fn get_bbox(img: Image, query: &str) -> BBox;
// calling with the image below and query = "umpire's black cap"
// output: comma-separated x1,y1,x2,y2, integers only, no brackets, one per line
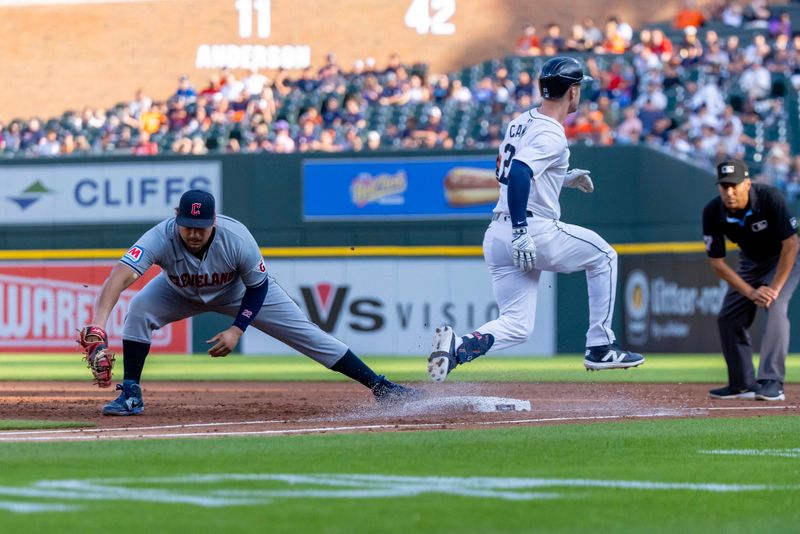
176,189,215,228
716,160,750,184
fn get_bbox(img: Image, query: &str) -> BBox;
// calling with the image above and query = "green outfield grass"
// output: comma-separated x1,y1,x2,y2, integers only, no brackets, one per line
0,353,798,383
0,416,798,533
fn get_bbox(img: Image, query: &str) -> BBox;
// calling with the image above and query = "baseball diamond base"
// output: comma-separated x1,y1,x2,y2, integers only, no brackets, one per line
402,396,532,413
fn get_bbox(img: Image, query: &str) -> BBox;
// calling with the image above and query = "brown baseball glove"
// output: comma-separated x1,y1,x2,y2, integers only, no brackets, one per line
77,325,116,388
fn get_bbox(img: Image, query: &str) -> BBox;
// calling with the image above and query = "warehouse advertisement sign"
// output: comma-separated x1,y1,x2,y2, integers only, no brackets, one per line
0,161,221,225
622,255,728,352
302,156,499,220
242,258,556,355
0,262,190,353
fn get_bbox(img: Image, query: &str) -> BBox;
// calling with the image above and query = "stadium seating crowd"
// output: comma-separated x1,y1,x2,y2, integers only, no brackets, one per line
3,1,800,197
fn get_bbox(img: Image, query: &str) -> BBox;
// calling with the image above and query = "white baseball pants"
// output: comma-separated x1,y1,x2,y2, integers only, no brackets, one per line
477,215,618,352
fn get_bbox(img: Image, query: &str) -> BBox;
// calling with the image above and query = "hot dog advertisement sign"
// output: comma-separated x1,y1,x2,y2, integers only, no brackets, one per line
302,155,499,220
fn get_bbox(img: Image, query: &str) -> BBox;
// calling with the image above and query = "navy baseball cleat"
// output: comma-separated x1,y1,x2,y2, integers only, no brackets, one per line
708,385,758,400
371,376,424,405
428,325,459,382
584,344,645,371
102,379,144,416
755,380,785,401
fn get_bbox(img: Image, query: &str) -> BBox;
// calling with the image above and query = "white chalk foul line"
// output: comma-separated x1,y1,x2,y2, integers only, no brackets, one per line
700,448,800,459
0,413,684,442
0,404,796,443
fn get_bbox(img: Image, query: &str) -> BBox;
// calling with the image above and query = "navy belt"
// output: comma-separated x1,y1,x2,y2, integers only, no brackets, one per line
492,211,533,222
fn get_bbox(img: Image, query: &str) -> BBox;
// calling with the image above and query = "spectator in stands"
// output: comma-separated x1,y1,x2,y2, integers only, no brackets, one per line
739,57,773,103
20,119,43,152
129,89,153,119
132,130,158,156
742,0,771,29
167,98,190,131
3,121,21,152
665,128,693,158
199,74,223,100
514,71,535,99
582,18,604,50
596,95,620,128
365,130,381,151
362,75,383,104
716,119,747,160
515,24,541,56
540,23,565,54
341,96,366,129
431,75,451,103
173,75,197,103
769,11,792,38
378,72,409,106
244,67,268,96
37,129,60,156
272,120,296,153
675,0,706,29
636,80,668,111
721,1,744,27
408,73,430,103
759,142,792,191
566,24,588,51
449,79,472,104
474,76,495,104
651,29,674,62
321,96,342,128
220,72,245,101
602,18,628,54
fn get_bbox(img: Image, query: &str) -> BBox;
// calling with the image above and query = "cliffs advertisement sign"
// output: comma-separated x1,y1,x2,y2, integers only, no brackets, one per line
622,255,729,352
0,262,190,353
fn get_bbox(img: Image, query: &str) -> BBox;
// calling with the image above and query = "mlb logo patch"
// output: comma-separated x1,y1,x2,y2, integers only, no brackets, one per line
721,165,735,174
125,246,144,263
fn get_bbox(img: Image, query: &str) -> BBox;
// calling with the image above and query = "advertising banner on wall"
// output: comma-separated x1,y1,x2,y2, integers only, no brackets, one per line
302,155,498,220
0,161,221,225
621,254,730,353
242,258,556,356
0,262,190,353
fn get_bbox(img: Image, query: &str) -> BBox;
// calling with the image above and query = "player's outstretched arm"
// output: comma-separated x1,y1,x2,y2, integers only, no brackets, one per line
92,263,140,327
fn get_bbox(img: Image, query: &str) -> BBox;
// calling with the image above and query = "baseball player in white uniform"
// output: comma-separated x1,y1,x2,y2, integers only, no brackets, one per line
81,189,419,415
428,57,645,381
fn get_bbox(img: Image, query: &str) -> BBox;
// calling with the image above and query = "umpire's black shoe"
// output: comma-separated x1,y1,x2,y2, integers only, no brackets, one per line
584,344,645,371
372,376,424,405
708,385,758,400
755,380,785,401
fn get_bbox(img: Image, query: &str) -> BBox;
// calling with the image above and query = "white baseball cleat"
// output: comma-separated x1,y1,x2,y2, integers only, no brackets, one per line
428,325,458,382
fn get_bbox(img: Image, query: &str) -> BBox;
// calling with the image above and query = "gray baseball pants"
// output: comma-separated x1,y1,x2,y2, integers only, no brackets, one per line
121,273,348,367
717,251,800,389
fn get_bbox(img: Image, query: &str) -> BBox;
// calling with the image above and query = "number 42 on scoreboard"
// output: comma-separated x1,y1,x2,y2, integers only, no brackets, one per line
404,0,456,35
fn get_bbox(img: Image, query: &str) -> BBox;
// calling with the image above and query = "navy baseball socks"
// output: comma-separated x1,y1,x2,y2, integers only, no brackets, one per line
331,350,424,405
427,326,494,382
101,339,149,416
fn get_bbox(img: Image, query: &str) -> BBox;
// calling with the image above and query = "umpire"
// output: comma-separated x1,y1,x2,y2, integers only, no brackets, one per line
703,160,800,401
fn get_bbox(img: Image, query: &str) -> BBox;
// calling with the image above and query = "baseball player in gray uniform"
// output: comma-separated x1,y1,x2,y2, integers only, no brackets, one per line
428,57,645,381
82,189,419,415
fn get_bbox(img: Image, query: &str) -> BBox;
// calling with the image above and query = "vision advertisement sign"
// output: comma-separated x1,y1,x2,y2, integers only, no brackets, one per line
622,255,729,352
0,161,221,225
302,156,499,220
0,262,190,353
242,258,556,356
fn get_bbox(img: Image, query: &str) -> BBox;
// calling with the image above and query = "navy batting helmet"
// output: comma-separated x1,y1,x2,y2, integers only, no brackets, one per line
538,57,593,100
